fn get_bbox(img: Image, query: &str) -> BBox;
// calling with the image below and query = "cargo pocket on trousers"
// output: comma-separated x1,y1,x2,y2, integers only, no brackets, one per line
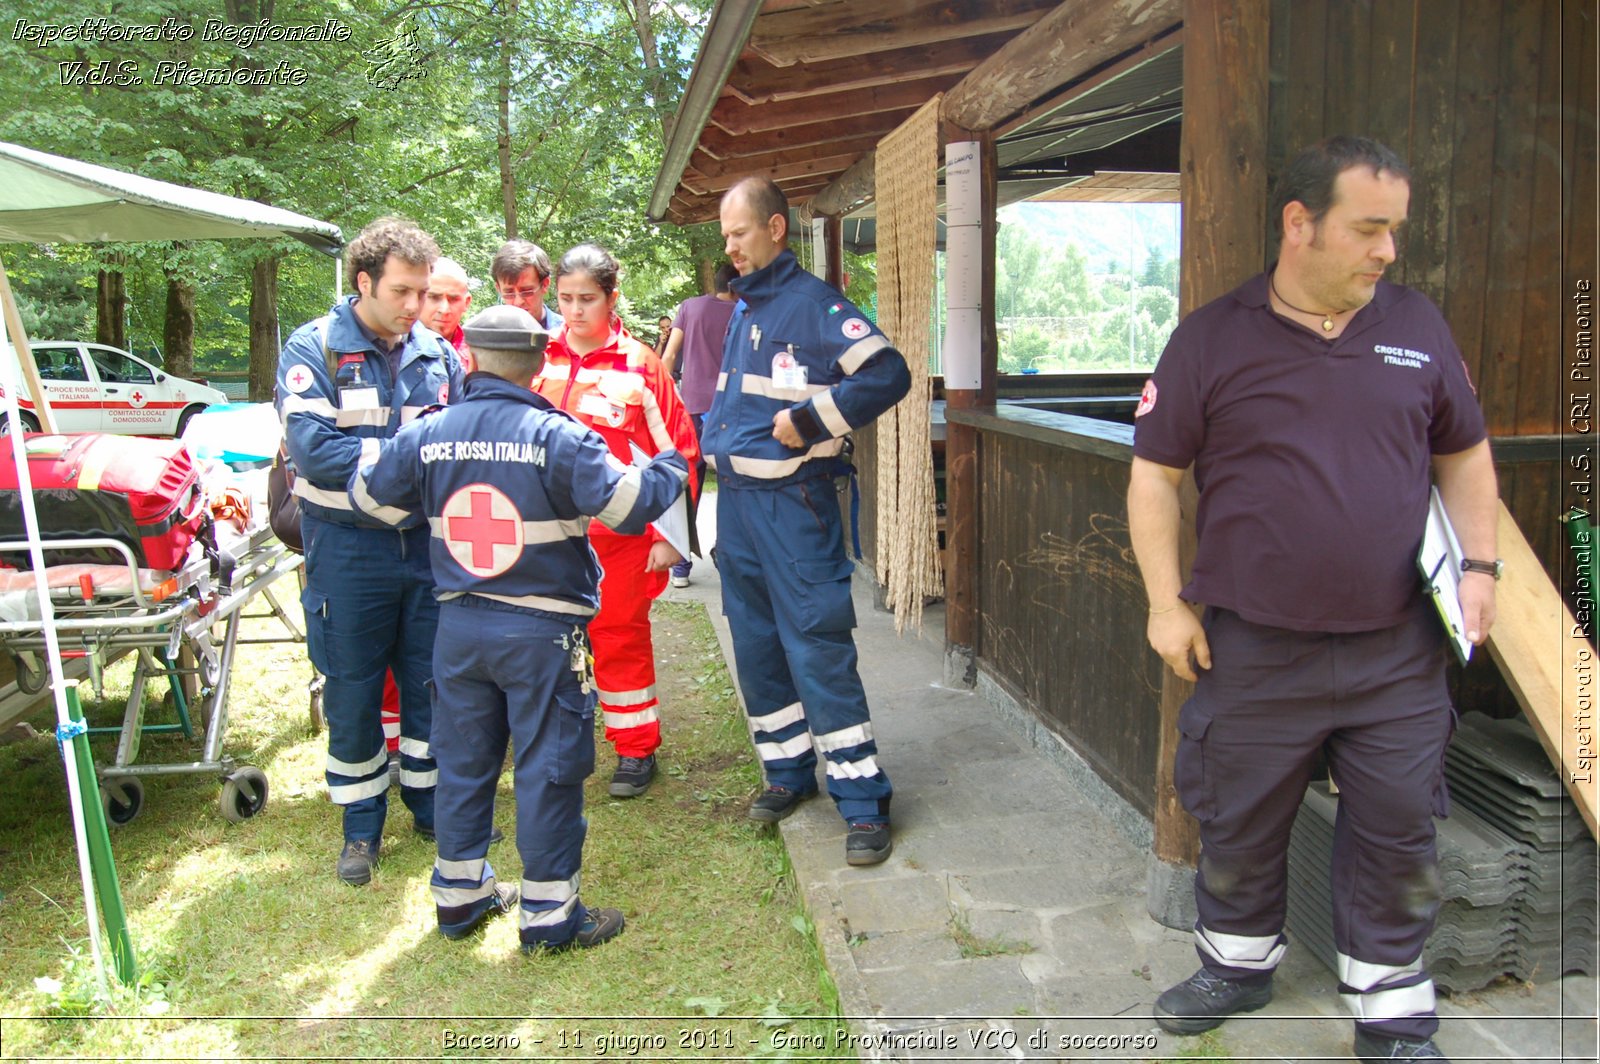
301,588,330,674
791,557,856,633
548,677,597,786
1174,700,1217,823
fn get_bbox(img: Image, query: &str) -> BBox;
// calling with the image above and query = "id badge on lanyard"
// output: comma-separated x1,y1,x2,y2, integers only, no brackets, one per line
339,358,379,410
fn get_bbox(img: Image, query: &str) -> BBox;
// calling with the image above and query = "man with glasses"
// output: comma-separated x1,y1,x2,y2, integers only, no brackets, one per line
491,240,561,333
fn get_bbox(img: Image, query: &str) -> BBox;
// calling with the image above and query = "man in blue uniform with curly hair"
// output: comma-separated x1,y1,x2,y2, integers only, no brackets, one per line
704,176,911,867
276,216,464,886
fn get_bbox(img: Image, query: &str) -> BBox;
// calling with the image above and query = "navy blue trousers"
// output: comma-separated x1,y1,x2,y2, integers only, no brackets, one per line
1177,604,1453,1040
429,601,593,947
715,476,891,825
301,514,437,842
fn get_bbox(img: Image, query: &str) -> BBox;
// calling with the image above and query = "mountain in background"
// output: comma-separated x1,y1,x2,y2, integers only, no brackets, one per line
1000,201,1181,277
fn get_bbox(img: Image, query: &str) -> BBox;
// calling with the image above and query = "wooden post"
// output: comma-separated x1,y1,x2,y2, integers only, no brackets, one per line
824,214,844,293
1148,0,1270,926
942,127,997,669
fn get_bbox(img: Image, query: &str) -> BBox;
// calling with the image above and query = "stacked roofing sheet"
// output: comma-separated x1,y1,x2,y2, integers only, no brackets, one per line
1286,713,1597,993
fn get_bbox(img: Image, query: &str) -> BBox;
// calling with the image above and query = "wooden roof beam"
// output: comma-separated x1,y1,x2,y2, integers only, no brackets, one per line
806,151,878,219
725,30,1017,106
690,135,882,180
942,0,1183,131
746,0,1055,66
683,151,864,196
709,73,961,136
698,109,919,161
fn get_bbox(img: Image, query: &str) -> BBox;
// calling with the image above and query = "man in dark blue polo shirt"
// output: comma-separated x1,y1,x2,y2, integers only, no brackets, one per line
1128,137,1500,1063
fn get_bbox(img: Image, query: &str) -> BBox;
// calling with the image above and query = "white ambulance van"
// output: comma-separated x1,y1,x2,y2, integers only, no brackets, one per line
1,341,228,436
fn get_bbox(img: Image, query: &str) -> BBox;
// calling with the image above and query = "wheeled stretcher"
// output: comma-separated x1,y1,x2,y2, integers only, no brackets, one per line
0,432,320,825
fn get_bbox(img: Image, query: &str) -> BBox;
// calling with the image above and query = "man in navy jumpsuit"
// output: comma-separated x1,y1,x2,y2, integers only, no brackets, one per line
277,217,464,885
1128,138,1499,1063
351,305,687,949
705,177,911,867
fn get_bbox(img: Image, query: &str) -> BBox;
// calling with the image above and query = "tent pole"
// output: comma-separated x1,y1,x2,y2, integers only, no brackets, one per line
0,270,130,992
0,261,56,432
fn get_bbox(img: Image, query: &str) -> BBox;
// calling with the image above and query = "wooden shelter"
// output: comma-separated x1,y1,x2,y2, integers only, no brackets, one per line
652,0,1597,911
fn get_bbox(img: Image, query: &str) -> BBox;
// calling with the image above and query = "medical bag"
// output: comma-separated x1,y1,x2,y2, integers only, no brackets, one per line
0,433,207,570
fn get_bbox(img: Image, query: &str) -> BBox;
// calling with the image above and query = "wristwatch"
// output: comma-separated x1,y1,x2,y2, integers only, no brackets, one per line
1461,557,1503,580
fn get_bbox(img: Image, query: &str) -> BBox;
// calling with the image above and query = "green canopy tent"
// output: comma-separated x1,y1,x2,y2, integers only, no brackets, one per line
0,139,340,989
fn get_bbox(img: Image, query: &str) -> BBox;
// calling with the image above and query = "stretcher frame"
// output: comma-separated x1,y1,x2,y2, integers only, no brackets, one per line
0,525,319,825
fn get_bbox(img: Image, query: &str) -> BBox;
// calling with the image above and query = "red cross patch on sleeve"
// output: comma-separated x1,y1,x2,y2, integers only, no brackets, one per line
1135,379,1158,418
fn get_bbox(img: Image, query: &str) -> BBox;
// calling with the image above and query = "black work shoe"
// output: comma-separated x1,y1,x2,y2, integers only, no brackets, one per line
1353,1029,1449,1061
523,906,626,952
336,839,380,886
747,784,817,823
1153,968,1273,1033
415,822,503,844
609,754,657,798
845,822,893,866
439,882,519,940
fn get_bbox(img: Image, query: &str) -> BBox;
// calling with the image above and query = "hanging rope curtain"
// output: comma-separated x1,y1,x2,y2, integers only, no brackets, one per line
872,95,943,632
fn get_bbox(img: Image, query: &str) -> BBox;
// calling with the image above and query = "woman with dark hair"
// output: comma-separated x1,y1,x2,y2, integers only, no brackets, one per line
530,244,701,799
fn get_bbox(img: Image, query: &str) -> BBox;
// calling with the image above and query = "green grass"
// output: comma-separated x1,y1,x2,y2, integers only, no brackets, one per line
948,911,1033,960
0,596,852,1059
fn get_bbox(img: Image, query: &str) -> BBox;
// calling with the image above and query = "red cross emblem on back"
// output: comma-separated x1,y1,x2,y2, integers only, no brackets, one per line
441,483,523,577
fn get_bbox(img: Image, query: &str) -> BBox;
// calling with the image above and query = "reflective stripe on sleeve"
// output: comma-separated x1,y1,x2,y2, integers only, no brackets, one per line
296,479,356,511
838,334,890,375
640,389,674,453
726,438,846,479
739,372,829,403
352,472,412,526
595,465,644,528
282,395,338,419
812,390,853,437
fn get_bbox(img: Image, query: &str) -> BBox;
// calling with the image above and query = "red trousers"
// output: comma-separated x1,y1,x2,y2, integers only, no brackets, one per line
381,671,400,754
590,530,667,758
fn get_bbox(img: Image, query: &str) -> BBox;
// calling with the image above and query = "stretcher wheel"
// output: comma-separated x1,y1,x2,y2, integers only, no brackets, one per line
101,776,145,826
14,653,46,695
219,766,268,822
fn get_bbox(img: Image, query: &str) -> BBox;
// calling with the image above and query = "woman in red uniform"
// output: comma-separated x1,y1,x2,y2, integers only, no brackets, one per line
532,244,700,797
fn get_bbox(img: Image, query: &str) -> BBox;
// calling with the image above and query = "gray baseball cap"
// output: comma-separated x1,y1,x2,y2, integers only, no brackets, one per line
462,304,549,355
